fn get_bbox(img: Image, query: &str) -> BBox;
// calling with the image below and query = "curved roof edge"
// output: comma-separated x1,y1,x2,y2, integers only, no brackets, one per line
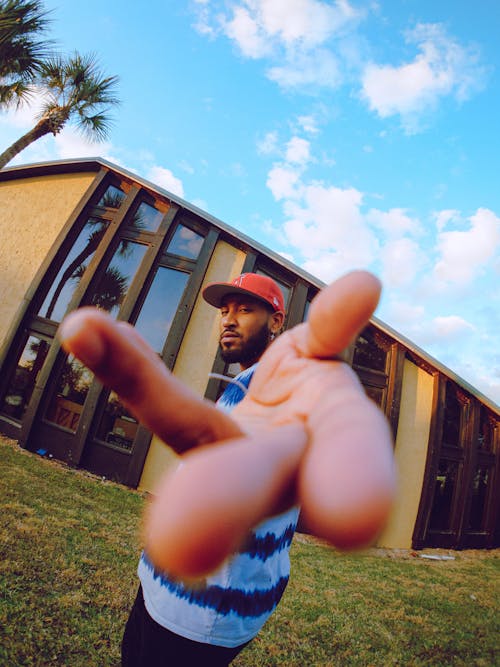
2,157,498,413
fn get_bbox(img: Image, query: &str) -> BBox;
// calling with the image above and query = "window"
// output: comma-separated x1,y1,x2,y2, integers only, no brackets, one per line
428,459,460,531
133,267,190,354
88,240,147,318
352,326,389,408
91,223,203,452
97,184,126,209
478,406,494,451
95,391,138,452
45,355,94,432
166,225,204,259
93,267,190,451
442,384,462,448
0,335,50,421
38,217,109,322
131,201,164,233
467,466,490,531
353,328,387,373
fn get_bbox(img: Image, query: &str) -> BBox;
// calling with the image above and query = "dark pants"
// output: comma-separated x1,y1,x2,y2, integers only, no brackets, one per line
121,586,249,666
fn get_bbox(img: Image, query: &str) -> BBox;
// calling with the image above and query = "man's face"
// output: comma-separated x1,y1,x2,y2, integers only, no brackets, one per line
219,295,278,369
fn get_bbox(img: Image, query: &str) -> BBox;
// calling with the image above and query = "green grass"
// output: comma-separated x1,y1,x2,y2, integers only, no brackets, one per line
1,436,499,666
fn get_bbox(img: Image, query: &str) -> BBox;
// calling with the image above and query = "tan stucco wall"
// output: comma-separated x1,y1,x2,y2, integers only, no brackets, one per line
138,240,246,493
378,359,434,548
0,173,96,344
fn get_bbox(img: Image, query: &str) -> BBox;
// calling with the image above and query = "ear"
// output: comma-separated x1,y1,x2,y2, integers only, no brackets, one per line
269,310,285,334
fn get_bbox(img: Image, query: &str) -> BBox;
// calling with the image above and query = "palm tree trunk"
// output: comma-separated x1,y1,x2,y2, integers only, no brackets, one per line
0,117,51,169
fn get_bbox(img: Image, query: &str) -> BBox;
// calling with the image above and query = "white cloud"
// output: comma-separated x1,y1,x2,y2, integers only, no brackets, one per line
296,114,320,135
226,0,358,49
367,207,421,238
147,166,185,198
257,131,279,155
434,208,460,232
432,315,475,338
302,251,362,282
191,0,216,37
224,6,272,58
381,300,426,332
285,136,311,164
282,182,377,268
434,208,500,285
266,164,302,200
213,0,361,89
361,23,486,130
54,128,110,159
0,104,38,130
379,237,424,288
267,47,342,89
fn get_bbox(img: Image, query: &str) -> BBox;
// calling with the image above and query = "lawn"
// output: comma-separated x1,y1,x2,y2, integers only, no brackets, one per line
1,436,498,666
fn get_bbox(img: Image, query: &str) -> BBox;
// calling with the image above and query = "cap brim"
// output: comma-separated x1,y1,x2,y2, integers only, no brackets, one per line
202,283,276,310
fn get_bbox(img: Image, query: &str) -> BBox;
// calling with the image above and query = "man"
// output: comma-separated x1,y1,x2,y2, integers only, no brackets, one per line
126,274,292,665
58,270,395,665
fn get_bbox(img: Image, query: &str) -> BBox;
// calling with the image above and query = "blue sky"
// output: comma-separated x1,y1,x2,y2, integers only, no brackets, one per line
1,0,499,405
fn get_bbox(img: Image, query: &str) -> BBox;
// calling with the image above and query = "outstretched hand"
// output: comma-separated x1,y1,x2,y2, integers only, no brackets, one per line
58,271,395,578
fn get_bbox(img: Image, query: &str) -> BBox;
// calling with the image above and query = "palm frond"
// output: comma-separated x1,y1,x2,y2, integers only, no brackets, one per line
0,0,53,81
77,111,114,142
0,0,51,43
0,79,33,105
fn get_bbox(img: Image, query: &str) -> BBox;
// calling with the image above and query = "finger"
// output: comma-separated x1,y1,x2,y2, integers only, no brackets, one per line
58,307,242,452
306,270,382,359
298,364,396,548
143,422,308,579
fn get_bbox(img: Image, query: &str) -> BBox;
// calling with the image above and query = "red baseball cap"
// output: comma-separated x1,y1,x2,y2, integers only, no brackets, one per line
202,273,285,313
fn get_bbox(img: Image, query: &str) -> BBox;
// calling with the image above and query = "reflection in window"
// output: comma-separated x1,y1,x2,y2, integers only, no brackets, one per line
1,336,50,420
45,355,94,432
477,407,494,451
130,201,164,233
97,184,125,209
443,384,461,447
166,225,204,259
353,328,387,372
135,267,189,353
89,241,147,318
96,391,138,452
429,459,459,531
467,466,489,531
38,217,109,322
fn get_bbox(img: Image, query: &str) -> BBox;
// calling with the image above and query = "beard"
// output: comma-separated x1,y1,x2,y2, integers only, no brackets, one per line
220,323,271,367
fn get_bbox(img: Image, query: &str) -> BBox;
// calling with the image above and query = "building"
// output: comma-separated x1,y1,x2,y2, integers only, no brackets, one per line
0,158,498,551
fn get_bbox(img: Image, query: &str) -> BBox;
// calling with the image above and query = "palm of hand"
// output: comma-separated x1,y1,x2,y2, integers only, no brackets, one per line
59,271,395,579
233,323,355,429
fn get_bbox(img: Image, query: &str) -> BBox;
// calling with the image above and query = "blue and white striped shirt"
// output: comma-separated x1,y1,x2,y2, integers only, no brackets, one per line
138,365,300,647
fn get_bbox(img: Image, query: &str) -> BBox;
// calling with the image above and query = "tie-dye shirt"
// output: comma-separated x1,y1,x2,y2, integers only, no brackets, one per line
138,365,300,648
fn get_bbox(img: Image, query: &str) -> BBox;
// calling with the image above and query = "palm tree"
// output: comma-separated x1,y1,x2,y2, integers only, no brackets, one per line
0,51,120,169
0,0,51,107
